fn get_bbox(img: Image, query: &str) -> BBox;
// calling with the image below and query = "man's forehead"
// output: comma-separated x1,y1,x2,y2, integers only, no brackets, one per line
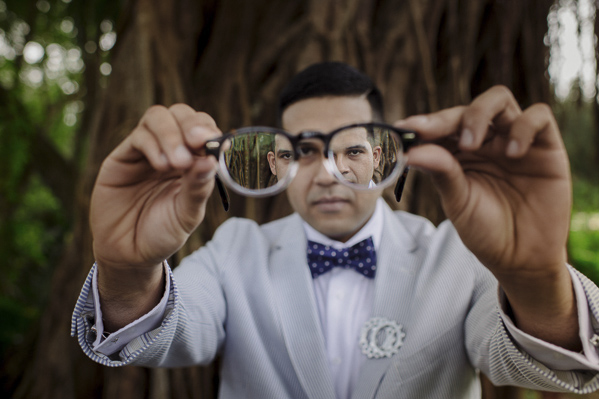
274,133,292,147
281,95,373,134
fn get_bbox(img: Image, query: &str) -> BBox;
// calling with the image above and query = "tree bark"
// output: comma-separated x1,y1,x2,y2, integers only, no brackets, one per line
7,0,565,398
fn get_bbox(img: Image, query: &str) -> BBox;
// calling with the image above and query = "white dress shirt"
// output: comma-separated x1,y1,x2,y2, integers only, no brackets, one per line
303,198,383,399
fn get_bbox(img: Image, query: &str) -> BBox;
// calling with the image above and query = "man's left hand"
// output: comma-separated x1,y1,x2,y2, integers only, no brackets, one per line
396,86,579,350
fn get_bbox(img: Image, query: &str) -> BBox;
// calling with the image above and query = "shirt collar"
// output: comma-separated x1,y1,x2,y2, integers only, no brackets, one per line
302,197,384,251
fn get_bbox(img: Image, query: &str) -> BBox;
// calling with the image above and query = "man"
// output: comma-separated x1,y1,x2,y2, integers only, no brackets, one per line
72,62,599,398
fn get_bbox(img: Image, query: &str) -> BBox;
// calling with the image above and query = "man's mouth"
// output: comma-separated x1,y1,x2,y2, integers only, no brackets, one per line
313,196,347,204
311,196,350,212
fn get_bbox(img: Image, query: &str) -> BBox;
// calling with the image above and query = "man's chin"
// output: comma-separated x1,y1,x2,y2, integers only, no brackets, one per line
307,219,362,242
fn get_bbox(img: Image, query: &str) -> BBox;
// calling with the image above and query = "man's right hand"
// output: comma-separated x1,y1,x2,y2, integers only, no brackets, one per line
92,104,220,269
90,104,220,329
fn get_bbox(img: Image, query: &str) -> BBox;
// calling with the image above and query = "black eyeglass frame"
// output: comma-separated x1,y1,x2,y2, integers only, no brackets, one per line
205,123,419,211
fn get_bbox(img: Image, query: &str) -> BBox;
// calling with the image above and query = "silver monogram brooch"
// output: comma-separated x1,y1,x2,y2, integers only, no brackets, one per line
359,317,406,359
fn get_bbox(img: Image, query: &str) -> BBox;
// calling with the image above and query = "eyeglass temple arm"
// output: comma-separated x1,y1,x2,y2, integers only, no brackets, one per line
394,166,410,202
204,140,230,212
393,129,419,203
215,174,230,212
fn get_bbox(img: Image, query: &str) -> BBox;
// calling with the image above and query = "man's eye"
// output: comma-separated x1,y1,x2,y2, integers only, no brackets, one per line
278,151,292,160
347,148,365,156
298,145,318,157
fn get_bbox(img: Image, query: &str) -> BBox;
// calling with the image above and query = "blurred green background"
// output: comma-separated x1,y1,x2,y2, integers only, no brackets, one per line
0,0,119,361
0,0,598,398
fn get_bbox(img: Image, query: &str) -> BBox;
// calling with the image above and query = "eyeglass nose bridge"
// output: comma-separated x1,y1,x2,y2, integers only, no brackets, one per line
295,130,329,140
292,130,342,183
292,130,330,157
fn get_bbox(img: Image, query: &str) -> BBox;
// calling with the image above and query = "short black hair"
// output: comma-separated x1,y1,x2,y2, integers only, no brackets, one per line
277,62,384,125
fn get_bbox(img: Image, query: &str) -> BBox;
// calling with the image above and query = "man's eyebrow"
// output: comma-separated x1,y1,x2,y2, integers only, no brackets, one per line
329,144,369,155
338,144,368,151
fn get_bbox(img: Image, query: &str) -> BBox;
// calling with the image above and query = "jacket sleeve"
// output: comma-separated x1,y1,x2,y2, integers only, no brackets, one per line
467,265,599,394
70,220,245,368
71,261,201,367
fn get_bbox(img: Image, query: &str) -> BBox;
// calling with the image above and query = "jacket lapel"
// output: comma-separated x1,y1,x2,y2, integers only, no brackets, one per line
351,204,423,399
269,214,337,399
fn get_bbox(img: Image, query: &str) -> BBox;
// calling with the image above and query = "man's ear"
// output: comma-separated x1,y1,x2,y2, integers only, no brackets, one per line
373,146,382,169
267,151,277,175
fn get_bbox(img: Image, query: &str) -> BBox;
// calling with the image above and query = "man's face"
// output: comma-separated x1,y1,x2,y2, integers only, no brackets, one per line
328,126,381,186
278,96,382,242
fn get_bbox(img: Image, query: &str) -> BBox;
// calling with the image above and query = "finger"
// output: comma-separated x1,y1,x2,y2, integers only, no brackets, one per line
394,106,467,141
406,144,469,216
127,126,170,171
168,104,222,149
141,105,193,169
175,157,218,232
505,103,563,158
107,124,171,173
460,85,522,150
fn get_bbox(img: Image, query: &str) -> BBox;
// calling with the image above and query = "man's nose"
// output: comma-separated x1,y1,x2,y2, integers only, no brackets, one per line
313,157,336,186
334,155,350,175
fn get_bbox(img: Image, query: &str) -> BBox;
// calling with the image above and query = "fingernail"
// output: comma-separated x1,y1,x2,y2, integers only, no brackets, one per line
460,129,474,147
174,145,192,164
506,140,519,157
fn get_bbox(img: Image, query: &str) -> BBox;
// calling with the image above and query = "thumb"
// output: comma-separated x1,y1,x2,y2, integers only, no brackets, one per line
407,144,469,217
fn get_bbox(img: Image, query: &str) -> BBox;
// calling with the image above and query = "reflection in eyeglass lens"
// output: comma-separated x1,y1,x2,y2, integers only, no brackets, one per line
329,126,402,188
222,131,293,191
376,127,401,182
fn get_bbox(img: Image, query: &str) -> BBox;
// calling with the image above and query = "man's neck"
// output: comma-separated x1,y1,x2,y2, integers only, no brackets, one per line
302,198,384,250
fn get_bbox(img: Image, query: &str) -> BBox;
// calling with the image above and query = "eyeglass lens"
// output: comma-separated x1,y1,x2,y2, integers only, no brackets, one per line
218,125,405,196
220,131,295,195
327,125,402,189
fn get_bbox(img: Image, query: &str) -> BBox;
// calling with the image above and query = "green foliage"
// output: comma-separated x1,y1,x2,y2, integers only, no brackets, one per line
554,98,597,181
568,229,599,283
572,176,599,212
554,97,599,285
0,296,38,353
0,176,68,358
0,0,119,359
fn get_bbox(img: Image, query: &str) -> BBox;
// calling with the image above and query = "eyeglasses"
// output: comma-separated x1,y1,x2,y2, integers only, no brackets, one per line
204,123,418,211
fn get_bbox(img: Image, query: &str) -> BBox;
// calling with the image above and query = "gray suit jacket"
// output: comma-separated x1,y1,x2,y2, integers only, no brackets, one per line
72,204,599,398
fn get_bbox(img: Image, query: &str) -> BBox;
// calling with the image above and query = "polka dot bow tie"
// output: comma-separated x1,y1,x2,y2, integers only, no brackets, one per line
307,237,377,279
